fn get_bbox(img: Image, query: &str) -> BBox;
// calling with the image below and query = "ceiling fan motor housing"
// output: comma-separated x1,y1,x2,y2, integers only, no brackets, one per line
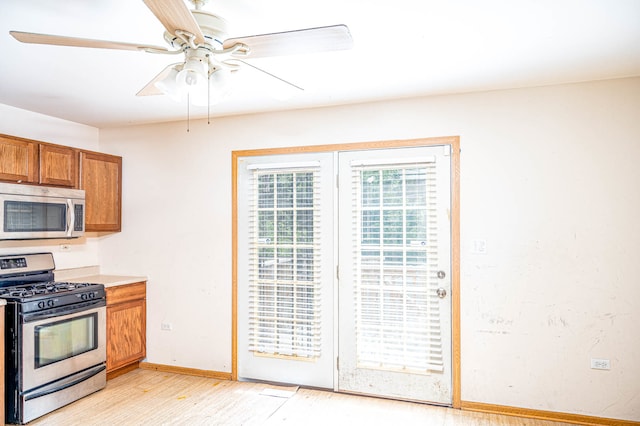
192,11,229,44
164,10,229,50
182,47,225,76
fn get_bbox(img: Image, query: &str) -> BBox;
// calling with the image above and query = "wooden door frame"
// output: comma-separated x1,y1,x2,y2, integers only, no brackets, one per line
231,136,461,408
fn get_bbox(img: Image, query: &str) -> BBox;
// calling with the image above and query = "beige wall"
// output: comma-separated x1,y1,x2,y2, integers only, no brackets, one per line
99,78,640,421
2,77,638,421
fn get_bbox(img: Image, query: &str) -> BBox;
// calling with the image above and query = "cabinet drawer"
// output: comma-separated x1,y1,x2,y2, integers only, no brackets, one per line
106,282,146,305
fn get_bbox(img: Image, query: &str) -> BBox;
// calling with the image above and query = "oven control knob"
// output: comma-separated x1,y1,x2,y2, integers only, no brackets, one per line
47,299,54,307
37,301,45,309
81,293,88,301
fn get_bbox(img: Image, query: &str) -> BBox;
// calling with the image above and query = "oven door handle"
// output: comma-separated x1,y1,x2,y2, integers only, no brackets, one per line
23,363,106,401
22,299,106,323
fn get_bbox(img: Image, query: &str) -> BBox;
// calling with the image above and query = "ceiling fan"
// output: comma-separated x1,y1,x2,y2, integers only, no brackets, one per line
9,0,353,106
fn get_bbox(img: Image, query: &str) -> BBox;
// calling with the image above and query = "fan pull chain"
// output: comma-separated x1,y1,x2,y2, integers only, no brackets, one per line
187,93,190,133
207,55,211,125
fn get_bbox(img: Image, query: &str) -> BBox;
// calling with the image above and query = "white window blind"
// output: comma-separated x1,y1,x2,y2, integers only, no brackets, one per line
350,162,444,373
247,165,322,358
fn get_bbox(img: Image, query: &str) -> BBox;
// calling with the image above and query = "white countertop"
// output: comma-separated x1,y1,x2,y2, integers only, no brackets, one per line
66,274,147,288
54,266,146,288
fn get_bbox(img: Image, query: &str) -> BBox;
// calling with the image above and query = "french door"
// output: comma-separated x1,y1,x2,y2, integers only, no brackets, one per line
236,152,335,388
337,146,452,403
236,143,454,404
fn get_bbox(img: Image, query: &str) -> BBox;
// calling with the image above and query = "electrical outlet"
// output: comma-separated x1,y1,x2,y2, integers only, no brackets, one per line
59,244,71,252
591,358,610,370
161,322,173,331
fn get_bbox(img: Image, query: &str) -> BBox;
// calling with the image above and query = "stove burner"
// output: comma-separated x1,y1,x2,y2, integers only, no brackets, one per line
0,289,36,298
0,281,102,300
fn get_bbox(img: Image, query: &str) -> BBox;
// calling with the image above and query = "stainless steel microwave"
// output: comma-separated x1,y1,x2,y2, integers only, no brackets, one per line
0,182,85,240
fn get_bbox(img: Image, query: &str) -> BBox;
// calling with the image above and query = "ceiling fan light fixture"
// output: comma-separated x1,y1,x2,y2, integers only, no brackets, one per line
154,66,184,101
209,67,231,91
189,68,233,106
176,57,208,92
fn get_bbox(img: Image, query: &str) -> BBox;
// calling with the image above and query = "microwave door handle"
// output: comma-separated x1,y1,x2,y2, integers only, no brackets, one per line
66,199,74,237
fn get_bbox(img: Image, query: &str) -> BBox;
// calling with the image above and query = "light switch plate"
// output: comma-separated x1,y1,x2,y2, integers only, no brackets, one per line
471,239,488,254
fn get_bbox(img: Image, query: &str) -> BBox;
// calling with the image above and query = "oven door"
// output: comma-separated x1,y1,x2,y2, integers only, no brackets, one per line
21,300,106,391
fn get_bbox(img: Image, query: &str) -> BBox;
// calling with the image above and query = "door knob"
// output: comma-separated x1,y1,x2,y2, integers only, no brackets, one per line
436,288,447,298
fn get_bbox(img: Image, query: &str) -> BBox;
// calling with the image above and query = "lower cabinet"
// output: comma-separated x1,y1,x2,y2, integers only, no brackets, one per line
106,282,146,379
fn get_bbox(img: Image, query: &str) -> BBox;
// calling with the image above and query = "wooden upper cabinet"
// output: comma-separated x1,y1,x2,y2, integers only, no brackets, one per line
39,144,78,187
0,135,78,187
0,134,38,183
80,151,122,232
0,134,123,234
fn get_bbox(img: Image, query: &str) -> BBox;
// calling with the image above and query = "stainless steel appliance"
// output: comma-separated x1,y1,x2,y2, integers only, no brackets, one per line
0,182,85,240
0,252,106,424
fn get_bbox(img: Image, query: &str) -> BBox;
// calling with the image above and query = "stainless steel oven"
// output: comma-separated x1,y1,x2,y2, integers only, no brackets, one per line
1,253,106,424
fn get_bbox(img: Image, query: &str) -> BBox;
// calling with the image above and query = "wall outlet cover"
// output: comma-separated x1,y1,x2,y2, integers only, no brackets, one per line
590,358,611,370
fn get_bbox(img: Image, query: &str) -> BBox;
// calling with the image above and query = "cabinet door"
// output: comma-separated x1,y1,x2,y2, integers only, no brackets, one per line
39,144,78,187
107,298,146,372
80,151,122,232
0,134,38,183
106,282,146,373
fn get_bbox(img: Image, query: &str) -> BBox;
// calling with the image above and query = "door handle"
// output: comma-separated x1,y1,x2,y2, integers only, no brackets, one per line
436,288,447,298
66,199,74,237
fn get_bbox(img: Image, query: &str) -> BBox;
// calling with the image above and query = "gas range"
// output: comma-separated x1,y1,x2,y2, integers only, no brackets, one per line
1,252,107,424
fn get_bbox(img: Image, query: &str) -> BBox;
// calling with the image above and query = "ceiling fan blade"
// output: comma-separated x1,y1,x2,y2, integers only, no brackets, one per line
9,31,168,52
143,0,206,45
223,24,353,59
230,59,303,92
136,63,182,96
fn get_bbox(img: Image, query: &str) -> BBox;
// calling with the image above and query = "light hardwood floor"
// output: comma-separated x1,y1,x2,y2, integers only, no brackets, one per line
29,369,573,426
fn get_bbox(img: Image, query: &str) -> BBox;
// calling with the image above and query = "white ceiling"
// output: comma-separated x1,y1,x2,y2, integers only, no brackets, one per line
1,0,639,128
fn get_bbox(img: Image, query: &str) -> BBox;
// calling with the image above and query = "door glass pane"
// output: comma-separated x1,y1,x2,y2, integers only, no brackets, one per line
355,166,439,373
251,170,321,358
382,169,403,206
